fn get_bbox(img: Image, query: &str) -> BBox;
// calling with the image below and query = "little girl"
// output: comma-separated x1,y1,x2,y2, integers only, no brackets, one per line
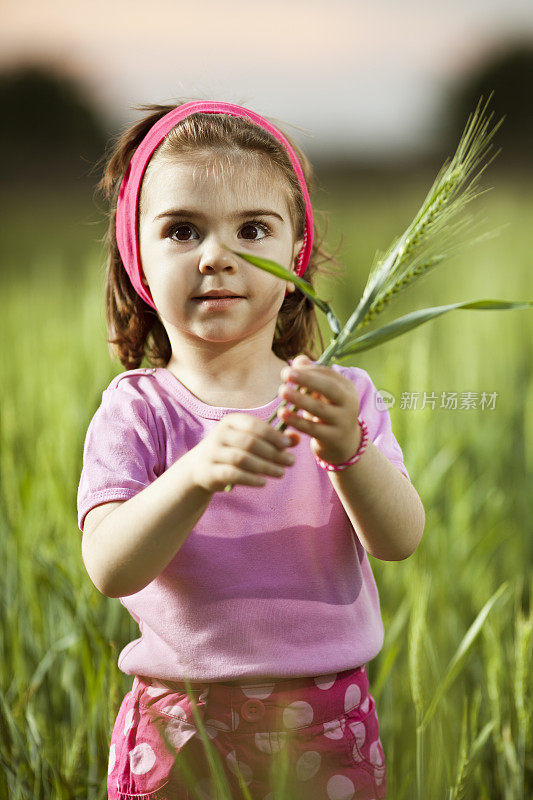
77,99,425,800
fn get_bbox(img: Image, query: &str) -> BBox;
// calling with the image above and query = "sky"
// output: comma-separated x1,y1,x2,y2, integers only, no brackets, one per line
1,0,532,159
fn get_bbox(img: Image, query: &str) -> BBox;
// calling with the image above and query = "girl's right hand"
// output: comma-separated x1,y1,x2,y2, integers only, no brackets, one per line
190,413,299,494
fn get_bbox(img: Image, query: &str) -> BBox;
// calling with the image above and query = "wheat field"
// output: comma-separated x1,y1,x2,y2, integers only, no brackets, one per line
0,172,531,799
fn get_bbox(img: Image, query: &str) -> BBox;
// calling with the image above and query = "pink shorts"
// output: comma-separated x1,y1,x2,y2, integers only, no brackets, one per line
107,665,386,800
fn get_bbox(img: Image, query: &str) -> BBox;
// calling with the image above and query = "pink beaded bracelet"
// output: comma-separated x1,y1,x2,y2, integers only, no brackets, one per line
313,417,370,472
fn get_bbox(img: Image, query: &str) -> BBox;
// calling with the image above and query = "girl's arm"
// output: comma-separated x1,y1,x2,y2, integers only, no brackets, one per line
328,440,425,561
81,448,214,597
278,357,424,561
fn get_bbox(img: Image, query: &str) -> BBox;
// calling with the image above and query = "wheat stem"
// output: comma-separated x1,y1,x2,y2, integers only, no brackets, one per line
513,583,532,799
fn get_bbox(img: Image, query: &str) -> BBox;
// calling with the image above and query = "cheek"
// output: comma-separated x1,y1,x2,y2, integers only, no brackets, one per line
256,269,288,295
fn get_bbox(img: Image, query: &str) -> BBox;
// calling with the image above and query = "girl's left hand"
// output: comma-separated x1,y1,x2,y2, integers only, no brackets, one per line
277,354,362,465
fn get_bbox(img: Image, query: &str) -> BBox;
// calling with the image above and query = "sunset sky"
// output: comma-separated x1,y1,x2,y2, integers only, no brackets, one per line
2,0,532,158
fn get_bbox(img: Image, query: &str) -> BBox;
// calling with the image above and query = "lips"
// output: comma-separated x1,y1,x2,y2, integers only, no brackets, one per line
193,294,243,299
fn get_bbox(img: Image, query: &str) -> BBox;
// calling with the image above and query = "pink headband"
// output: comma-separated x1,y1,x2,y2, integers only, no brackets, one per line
116,100,315,311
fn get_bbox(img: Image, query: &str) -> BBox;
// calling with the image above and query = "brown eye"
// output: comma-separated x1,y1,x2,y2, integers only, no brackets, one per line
240,223,269,240
170,224,198,241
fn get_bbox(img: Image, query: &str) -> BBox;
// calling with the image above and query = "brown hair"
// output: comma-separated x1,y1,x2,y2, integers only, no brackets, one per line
94,100,345,369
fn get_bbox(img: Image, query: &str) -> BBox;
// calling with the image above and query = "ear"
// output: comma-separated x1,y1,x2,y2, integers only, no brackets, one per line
286,238,305,294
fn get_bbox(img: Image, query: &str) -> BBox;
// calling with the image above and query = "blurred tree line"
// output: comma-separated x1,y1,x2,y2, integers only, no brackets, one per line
441,39,533,172
0,64,109,187
0,40,532,191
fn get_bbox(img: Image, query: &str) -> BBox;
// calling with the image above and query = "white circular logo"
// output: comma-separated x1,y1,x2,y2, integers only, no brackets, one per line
375,389,395,410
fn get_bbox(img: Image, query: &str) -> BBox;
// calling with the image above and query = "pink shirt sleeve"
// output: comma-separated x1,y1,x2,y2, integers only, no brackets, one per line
337,365,410,481
76,383,162,532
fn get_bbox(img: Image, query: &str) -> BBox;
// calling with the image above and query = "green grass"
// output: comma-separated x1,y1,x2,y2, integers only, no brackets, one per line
0,173,531,799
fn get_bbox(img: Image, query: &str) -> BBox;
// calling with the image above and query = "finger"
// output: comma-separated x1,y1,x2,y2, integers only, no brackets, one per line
227,415,293,451
232,448,289,478
276,404,330,435
276,427,301,447
224,426,296,469
278,383,338,424
222,465,268,489
283,368,344,406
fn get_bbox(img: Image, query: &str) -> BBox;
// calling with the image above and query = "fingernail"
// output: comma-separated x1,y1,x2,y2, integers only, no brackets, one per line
281,367,290,380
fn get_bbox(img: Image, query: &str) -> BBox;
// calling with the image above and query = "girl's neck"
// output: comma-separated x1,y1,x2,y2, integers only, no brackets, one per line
164,355,290,409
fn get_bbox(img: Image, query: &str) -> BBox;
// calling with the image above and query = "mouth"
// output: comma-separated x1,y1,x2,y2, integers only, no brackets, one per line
192,296,245,307
193,296,244,300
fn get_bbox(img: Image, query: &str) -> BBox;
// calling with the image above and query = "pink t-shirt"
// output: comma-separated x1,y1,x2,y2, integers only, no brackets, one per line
77,360,410,683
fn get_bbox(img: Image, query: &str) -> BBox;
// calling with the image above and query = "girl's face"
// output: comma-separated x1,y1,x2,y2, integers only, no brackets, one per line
138,154,304,362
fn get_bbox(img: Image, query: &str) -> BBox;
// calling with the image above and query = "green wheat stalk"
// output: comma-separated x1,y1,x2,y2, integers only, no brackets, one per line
421,582,509,732
513,586,532,798
408,571,430,800
448,696,495,800
222,93,533,493
449,698,470,800
412,581,508,799
449,693,474,800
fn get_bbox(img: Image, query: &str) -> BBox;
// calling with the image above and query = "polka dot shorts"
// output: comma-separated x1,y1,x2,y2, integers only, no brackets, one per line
107,665,386,800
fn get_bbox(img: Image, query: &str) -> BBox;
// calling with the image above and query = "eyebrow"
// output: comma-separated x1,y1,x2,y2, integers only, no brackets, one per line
153,208,284,223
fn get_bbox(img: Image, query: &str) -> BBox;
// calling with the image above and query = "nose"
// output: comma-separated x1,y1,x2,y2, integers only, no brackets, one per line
198,235,239,275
